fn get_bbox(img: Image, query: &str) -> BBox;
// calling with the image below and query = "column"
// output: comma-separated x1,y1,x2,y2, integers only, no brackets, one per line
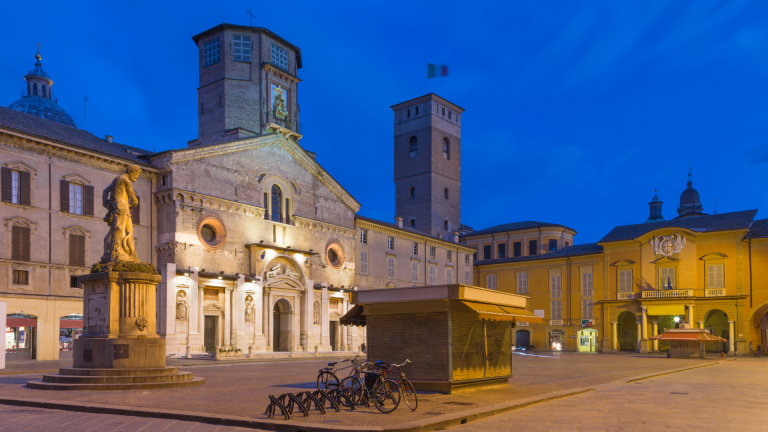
262,287,269,350
267,291,274,351
639,307,649,353
687,304,694,327
698,321,704,329
611,322,618,351
636,322,642,352
728,320,735,354
321,285,329,350
651,321,659,352
160,262,176,336
341,298,349,351
224,287,232,348
301,279,314,351
196,268,204,336
234,276,246,349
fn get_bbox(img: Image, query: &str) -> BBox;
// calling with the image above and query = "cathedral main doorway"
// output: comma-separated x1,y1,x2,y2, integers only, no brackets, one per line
273,299,293,352
204,316,216,351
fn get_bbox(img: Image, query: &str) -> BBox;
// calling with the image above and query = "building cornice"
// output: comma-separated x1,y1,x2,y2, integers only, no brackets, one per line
355,218,474,253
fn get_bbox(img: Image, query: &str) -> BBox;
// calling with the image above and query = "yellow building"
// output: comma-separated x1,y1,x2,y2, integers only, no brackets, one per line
468,178,768,355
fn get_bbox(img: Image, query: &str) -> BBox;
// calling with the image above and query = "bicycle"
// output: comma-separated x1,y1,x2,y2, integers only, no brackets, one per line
317,356,365,406
386,359,417,411
341,360,401,413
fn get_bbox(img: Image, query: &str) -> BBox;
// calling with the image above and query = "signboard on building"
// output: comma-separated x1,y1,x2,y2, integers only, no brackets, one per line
581,319,594,327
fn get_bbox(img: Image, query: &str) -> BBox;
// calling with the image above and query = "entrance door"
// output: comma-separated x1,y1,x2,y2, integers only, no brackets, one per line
273,307,281,350
330,321,338,351
515,330,530,349
204,316,216,351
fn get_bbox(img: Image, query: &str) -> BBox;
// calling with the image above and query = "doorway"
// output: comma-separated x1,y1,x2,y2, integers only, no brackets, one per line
6,313,37,361
330,321,339,351
273,299,292,352
204,316,217,351
515,330,531,349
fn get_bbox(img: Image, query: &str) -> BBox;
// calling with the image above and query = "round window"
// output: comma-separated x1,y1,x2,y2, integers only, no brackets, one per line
325,242,344,269
197,216,226,250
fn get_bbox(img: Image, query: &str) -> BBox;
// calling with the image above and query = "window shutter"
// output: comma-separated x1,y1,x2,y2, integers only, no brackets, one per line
19,171,31,206
12,226,21,260
60,180,70,212
387,257,394,279
69,234,77,265
85,185,95,216
13,226,31,261
1,168,12,202
77,235,85,267
412,261,418,282
131,196,140,225
361,252,368,274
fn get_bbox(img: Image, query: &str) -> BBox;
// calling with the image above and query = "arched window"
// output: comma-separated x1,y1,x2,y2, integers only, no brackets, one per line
443,138,450,160
444,220,449,231
407,109,410,118
444,188,449,199
409,187,415,199
270,184,282,223
442,107,445,116
33,83,38,96
41,85,46,98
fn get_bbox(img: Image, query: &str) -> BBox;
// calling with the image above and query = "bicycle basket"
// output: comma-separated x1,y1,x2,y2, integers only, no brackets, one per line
364,372,379,388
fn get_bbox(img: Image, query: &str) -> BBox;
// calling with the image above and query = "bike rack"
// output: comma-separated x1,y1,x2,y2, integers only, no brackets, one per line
265,386,376,420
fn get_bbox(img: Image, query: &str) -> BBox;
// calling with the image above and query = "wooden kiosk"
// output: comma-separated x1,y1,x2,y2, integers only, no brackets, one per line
342,285,541,393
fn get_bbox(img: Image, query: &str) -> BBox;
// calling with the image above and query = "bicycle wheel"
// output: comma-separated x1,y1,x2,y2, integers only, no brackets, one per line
373,379,401,414
400,378,418,411
317,371,340,391
339,376,363,406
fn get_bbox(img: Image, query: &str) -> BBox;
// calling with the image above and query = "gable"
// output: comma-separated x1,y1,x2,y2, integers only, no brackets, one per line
156,134,360,220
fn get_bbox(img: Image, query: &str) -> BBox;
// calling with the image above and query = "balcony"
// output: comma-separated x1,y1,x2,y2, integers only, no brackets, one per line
641,289,693,299
705,288,726,297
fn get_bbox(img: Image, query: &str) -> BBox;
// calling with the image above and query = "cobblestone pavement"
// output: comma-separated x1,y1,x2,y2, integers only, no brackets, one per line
448,358,767,432
0,404,268,432
0,353,719,428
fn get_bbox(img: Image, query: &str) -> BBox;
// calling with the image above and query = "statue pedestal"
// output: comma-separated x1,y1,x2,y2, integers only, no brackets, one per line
28,271,204,390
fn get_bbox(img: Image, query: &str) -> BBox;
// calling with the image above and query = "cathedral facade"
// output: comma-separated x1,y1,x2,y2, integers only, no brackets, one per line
0,24,474,360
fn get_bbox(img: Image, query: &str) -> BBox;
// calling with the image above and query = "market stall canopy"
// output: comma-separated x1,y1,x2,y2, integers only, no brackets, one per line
340,304,365,326
457,301,543,324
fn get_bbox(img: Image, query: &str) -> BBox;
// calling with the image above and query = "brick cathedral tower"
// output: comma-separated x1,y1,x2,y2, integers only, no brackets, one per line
391,94,464,239
189,24,303,147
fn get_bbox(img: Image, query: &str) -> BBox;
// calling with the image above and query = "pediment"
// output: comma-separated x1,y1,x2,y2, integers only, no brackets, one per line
264,276,304,291
4,161,37,174
63,174,91,185
204,303,224,311
162,134,360,213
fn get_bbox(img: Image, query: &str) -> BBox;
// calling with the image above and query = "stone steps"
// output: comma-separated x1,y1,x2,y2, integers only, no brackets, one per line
40,372,194,384
26,376,206,391
58,367,179,377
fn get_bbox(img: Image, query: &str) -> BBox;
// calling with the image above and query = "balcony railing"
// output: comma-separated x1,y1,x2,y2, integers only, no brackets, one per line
21,89,57,102
263,211,292,225
550,320,563,326
705,288,725,297
641,289,693,299
617,292,635,300
267,110,303,135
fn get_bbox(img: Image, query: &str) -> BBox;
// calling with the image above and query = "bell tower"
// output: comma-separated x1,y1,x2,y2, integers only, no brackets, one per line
391,94,463,238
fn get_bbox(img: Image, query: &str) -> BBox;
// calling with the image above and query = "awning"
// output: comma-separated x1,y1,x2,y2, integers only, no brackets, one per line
460,301,543,324
649,332,726,342
340,305,366,327
6,318,37,328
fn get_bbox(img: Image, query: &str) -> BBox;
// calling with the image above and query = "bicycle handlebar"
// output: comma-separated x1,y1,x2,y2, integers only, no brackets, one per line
389,359,412,369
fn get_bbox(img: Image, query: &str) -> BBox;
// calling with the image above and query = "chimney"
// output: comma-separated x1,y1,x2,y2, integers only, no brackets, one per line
395,216,403,228
105,135,113,143
453,231,460,243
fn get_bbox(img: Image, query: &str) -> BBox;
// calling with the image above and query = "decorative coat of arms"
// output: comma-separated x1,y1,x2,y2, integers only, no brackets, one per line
650,233,686,257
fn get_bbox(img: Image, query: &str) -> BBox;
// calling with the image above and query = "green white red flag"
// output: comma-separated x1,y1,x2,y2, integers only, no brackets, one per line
427,63,448,78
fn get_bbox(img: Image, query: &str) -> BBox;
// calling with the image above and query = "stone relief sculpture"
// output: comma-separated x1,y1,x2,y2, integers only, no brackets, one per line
101,165,141,264
176,291,187,320
245,296,254,322
265,265,280,280
285,265,299,279
650,233,686,257
313,301,320,325
272,85,287,120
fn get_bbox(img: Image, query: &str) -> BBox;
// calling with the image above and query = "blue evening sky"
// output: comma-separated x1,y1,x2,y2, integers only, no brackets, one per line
2,1,767,243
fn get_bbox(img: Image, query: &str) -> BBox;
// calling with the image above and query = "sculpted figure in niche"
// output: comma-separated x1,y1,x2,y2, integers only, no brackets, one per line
313,301,320,325
245,296,254,322
101,165,141,264
176,291,187,320
272,85,287,120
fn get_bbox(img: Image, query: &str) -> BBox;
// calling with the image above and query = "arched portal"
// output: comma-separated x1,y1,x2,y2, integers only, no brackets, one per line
704,309,729,353
272,299,293,352
577,328,598,353
59,314,83,358
617,311,637,351
515,329,531,349
6,313,38,360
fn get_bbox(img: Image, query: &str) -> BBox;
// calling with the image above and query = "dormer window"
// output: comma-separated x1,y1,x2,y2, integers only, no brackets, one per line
233,35,251,62
271,43,289,71
204,37,221,67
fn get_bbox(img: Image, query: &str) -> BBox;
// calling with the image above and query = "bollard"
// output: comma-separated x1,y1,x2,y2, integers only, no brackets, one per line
357,345,362,356
249,345,253,358
290,345,295,358
315,345,319,357
721,351,724,358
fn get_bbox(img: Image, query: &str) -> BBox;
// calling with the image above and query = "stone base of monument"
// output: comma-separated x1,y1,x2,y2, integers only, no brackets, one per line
27,270,204,391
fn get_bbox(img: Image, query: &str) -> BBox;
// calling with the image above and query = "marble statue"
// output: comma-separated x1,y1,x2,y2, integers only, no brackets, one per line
285,265,299,279
101,165,141,263
176,291,187,320
265,265,280,280
272,85,287,120
245,296,254,322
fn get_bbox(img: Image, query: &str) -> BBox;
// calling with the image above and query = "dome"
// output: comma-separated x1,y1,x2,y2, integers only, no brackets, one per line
8,95,76,128
26,61,51,80
679,182,700,205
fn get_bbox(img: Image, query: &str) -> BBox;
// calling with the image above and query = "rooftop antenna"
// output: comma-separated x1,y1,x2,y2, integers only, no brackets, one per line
713,197,718,215
83,96,89,129
246,8,257,26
